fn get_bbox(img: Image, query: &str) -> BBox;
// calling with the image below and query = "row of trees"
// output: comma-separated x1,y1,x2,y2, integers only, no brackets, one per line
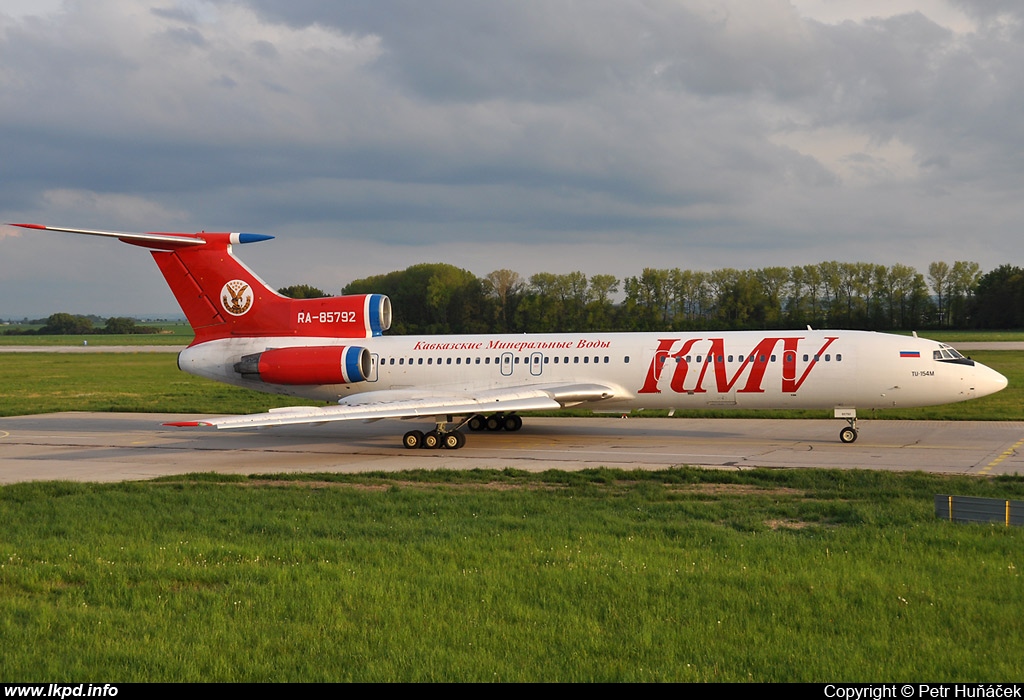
282,259,1019,335
11,262,1019,337
3,313,161,335
618,261,982,332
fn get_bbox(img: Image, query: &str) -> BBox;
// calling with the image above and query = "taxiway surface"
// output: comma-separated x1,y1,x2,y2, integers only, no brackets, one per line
0,412,1021,483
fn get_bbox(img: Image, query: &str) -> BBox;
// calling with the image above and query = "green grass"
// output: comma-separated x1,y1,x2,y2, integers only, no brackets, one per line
1,468,1022,681
910,330,1024,343
0,353,317,416
1,350,1021,419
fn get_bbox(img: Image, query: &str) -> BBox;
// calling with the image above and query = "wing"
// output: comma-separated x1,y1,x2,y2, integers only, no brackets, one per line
165,383,618,430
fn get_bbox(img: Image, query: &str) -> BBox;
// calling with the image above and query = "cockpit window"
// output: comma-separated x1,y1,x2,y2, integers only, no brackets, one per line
936,343,974,366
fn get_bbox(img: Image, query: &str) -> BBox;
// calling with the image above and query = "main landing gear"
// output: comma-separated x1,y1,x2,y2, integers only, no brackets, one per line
468,412,523,433
401,413,522,450
402,428,466,450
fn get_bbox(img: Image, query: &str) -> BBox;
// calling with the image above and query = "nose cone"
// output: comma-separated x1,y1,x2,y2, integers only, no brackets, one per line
973,362,1008,399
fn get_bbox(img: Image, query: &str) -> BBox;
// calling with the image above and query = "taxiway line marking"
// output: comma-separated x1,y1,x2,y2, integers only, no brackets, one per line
979,437,1024,475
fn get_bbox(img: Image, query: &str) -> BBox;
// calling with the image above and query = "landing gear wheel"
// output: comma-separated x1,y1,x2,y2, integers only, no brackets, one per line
423,430,443,449
485,414,504,431
442,431,466,449
467,415,485,431
839,427,858,444
503,414,523,432
402,430,424,449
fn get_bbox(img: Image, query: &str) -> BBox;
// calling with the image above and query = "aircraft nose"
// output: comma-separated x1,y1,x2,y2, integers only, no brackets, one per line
974,363,1008,398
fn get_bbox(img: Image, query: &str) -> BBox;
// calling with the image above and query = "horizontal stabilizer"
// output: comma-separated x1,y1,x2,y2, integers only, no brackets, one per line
8,223,273,249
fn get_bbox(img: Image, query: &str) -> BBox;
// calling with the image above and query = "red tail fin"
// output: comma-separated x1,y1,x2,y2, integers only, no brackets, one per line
147,233,392,344
10,225,391,345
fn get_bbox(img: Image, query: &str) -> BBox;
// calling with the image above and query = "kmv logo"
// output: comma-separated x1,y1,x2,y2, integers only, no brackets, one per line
637,336,839,395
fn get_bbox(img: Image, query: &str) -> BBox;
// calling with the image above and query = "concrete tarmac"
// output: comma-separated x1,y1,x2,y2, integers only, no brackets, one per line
1,412,1022,483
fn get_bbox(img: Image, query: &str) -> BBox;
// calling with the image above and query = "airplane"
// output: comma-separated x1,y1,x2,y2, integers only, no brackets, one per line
10,223,1008,449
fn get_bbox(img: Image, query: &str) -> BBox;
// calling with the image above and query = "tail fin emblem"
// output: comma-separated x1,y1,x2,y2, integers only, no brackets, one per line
221,280,253,316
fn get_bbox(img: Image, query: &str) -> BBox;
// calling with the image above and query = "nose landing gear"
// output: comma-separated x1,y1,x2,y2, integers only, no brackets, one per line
835,408,858,443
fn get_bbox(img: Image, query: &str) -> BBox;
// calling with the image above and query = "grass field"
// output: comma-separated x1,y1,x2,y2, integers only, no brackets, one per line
0,352,318,416
0,350,1020,420
2,348,1021,681
1,468,1022,682
913,330,1024,342
0,322,192,346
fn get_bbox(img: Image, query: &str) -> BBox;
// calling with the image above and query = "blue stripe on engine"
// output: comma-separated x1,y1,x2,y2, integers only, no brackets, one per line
344,347,363,383
368,294,383,337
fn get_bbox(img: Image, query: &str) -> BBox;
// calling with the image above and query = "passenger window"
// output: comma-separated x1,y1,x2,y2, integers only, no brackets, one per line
624,356,630,363
825,354,831,361
836,354,842,361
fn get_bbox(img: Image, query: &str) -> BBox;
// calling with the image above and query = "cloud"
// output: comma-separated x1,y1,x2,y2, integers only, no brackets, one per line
1,0,1022,317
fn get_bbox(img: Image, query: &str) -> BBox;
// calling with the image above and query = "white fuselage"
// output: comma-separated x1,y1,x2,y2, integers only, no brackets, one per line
178,329,1008,413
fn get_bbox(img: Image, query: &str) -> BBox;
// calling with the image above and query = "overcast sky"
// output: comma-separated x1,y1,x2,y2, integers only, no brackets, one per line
2,0,1021,318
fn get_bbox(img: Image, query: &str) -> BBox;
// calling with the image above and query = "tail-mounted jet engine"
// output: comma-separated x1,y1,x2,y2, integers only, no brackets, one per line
235,346,371,385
